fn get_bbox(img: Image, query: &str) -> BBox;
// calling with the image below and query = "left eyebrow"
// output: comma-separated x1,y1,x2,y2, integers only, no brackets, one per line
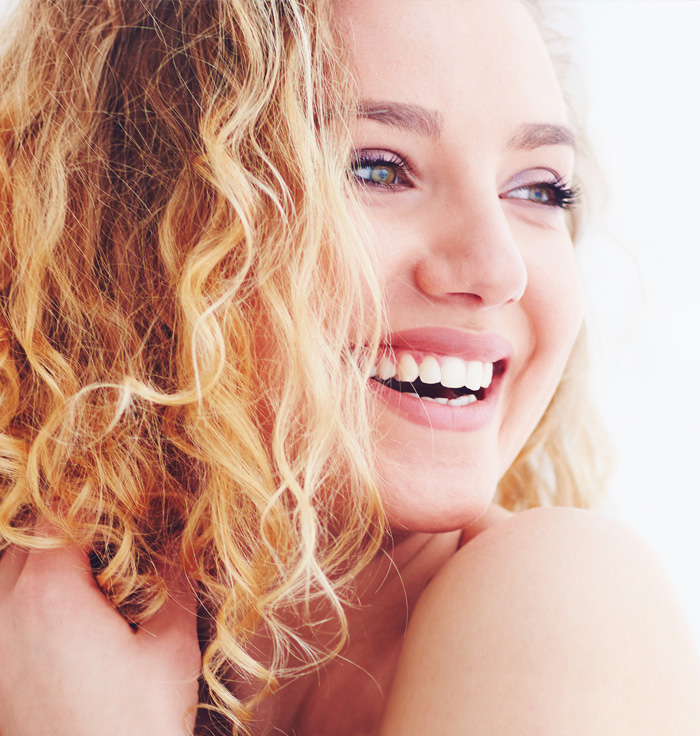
509,123,577,150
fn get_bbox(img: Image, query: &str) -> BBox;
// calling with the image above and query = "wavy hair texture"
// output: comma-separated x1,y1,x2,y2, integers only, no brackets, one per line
0,0,386,729
0,0,608,732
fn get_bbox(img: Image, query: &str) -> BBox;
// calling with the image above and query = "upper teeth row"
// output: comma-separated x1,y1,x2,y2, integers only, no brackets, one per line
370,352,494,391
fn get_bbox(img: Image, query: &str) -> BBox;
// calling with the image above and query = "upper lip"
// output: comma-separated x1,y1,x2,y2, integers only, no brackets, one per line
384,327,514,364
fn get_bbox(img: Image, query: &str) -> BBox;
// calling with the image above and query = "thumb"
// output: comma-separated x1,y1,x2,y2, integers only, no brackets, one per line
138,561,201,661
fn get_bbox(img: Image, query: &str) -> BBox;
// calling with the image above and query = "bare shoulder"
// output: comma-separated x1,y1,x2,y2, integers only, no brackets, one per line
455,505,669,581
379,507,700,736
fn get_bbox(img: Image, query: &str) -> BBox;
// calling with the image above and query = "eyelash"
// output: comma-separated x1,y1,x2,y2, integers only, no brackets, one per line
502,176,580,210
350,151,412,191
351,151,580,210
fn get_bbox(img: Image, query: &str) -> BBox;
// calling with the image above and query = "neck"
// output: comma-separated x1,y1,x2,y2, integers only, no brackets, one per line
360,527,463,607
246,528,462,736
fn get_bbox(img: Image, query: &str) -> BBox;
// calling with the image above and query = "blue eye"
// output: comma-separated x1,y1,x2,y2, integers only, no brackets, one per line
510,185,556,204
503,180,579,210
354,162,398,185
351,151,410,189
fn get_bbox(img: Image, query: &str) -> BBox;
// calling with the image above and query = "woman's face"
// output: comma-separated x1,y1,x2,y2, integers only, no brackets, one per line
339,0,583,532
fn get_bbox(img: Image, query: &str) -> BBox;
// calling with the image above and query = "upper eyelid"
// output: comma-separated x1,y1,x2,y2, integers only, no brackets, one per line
502,166,571,190
353,148,411,167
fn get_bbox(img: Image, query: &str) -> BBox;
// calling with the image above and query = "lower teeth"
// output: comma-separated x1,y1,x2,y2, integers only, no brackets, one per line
419,394,477,406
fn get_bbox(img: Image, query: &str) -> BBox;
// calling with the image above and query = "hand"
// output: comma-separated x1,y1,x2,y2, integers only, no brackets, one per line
0,541,201,736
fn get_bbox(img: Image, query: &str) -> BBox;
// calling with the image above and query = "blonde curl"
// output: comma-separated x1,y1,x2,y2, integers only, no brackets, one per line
0,0,608,732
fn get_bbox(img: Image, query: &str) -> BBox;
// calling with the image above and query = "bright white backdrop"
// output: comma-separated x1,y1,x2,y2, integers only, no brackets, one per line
0,0,698,644
556,0,700,646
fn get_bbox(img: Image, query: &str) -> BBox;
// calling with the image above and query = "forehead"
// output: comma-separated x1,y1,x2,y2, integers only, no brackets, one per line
335,0,569,137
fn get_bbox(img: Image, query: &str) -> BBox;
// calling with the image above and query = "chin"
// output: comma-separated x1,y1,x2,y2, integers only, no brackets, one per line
377,455,499,534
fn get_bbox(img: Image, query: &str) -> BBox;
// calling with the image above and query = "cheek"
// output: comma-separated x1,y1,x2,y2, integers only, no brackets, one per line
498,244,584,473
535,245,584,351
514,216,584,356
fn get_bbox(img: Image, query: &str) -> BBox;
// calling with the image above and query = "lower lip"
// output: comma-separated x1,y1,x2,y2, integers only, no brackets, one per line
368,377,501,432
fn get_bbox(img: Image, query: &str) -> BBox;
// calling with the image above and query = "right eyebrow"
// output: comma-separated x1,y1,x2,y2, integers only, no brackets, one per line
357,100,443,140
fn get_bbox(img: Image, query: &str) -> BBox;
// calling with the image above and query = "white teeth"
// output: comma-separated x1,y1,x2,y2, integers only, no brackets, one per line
481,361,493,388
369,364,378,378
377,355,397,381
373,351,497,393
397,353,419,383
418,355,441,384
440,356,467,389
420,394,475,407
464,361,483,392
448,394,477,407
405,392,420,399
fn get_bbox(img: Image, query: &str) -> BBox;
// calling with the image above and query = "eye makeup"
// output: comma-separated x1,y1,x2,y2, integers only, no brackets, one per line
350,149,413,191
500,168,580,210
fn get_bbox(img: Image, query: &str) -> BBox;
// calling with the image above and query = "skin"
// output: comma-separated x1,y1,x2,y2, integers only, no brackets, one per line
1,2,699,735
380,507,700,736
349,0,583,533
0,541,200,736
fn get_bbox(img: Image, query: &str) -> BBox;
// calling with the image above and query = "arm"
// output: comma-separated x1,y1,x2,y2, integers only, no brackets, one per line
380,507,700,736
0,542,200,736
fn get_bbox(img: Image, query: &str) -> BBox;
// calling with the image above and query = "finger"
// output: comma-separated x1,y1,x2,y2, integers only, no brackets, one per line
0,546,29,597
139,563,199,644
16,521,135,632
21,538,97,590
137,566,202,699
22,516,108,589
1,519,91,599
0,516,70,591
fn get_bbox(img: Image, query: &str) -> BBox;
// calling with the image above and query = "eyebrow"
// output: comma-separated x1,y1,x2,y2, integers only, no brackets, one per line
357,100,576,152
357,100,443,139
508,122,577,150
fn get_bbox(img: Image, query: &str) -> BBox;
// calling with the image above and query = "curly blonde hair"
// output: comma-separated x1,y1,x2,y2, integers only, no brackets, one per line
0,0,607,731
0,0,385,727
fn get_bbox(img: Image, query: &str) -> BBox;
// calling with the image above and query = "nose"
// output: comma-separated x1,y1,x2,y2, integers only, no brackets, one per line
412,195,527,309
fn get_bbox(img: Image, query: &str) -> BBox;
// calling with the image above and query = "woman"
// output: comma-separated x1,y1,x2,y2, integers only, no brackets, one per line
0,1,698,734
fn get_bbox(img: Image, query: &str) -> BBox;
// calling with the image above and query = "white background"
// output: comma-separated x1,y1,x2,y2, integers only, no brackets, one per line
0,0,698,643
555,0,700,646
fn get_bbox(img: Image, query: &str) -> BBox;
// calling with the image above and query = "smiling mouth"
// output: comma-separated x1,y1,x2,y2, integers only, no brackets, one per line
371,375,485,405
369,352,505,407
